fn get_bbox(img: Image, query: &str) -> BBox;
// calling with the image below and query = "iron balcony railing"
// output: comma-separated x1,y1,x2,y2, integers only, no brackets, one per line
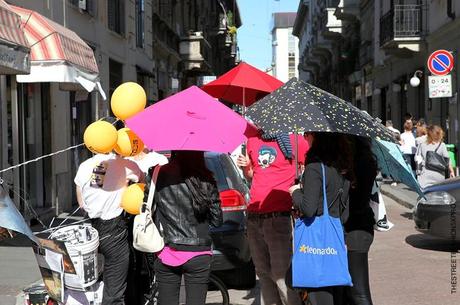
380,4,423,47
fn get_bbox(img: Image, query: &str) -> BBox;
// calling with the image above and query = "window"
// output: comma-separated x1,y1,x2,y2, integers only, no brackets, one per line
108,0,125,35
136,0,145,48
68,0,96,16
288,29,296,56
288,56,296,79
109,58,123,101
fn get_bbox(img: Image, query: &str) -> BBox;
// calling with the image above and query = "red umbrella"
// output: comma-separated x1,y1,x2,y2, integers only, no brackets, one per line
201,62,283,107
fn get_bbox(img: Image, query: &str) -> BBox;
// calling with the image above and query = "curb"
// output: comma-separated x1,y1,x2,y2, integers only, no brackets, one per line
380,187,415,210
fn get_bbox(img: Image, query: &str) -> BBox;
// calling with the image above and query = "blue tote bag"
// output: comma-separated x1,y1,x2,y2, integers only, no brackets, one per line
292,163,352,288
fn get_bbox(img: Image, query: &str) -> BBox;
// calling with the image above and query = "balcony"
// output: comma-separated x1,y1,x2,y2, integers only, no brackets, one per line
322,8,343,41
179,32,212,72
334,0,360,21
311,33,334,61
379,5,425,54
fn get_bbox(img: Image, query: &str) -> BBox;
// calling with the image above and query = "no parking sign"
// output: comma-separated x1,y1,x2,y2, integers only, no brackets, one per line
427,49,454,76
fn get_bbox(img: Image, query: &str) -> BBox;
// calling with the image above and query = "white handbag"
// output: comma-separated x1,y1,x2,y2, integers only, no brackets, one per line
133,165,165,252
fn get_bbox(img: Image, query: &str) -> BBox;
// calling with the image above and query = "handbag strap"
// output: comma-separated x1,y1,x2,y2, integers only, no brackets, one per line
434,142,442,153
146,166,161,211
321,163,329,217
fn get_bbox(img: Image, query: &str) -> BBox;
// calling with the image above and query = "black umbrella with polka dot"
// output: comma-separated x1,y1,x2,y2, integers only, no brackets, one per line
246,78,395,142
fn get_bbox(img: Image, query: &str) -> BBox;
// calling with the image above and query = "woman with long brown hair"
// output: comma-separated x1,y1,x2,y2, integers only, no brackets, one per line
415,125,454,188
289,132,353,305
153,150,223,305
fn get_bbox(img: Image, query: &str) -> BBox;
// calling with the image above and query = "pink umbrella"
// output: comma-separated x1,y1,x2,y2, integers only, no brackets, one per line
125,86,259,153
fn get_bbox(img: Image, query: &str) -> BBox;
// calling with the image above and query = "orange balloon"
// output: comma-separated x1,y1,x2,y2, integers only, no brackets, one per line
114,128,145,157
121,183,145,215
83,121,118,154
111,82,147,120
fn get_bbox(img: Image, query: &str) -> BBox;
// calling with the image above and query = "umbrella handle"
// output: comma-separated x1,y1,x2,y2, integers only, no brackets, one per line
294,131,299,181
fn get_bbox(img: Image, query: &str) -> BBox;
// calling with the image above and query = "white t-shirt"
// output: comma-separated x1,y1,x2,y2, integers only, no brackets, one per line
387,126,400,135
74,153,144,220
400,131,416,154
127,151,168,174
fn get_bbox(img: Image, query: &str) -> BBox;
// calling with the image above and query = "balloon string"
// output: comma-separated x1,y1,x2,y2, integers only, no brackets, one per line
0,143,85,175
0,118,121,176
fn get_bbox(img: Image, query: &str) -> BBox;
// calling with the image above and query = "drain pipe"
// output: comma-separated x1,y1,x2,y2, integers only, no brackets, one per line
448,0,456,20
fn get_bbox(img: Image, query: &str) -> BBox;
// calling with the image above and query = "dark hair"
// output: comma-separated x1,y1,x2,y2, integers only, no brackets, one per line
351,136,377,185
171,150,216,220
306,133,354,181
404,120,413,131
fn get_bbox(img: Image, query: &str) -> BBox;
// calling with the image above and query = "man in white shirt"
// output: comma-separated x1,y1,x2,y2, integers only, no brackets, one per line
385,120,400,136
75,153,144,305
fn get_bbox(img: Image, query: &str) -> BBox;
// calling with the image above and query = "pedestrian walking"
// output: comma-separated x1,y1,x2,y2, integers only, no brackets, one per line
75,153,144,305
237,133,308,305
126,149,168,305
152,150,223,305
415,125,454,188
289,132,353,305
385,120,400,138
400,120,416,173
344,136,378,305
415,120,427,148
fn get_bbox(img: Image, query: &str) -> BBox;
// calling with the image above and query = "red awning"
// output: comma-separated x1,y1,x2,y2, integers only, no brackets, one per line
0,0,28,48
10,5,98,74
0,0,29,74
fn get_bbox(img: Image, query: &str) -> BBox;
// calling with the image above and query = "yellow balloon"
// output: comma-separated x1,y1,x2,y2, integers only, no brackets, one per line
121,183,145,215
111,82,147,120
83,121,118,154
114,128,145,157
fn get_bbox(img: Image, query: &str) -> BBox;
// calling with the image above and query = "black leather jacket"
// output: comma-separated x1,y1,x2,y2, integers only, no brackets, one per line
153,163,223,251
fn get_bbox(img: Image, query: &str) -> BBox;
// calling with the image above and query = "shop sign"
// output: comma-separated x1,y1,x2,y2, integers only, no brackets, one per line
0,44,30,74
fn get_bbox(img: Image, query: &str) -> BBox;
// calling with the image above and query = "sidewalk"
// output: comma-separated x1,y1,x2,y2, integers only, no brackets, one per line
0,208,88,305
379,182,419,209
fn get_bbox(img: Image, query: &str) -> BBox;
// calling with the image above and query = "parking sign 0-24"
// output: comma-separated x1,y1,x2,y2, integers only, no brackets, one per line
428,75,453,98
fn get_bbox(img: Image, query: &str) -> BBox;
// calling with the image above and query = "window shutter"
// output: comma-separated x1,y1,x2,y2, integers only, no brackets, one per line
120,0,125,35
87,0,96,17
108,0,116,31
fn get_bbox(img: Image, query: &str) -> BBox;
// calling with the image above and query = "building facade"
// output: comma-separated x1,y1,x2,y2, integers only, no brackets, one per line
294,0,460,149
0,0,240,221
271,12,299,82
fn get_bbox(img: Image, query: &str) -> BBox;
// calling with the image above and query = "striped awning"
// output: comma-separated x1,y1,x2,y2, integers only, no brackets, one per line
0,0,29,74
10,5,98,74
8,5,105,98
0,1,28,47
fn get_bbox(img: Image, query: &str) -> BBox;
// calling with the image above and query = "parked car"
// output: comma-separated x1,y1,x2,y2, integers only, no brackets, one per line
413,177,460,240
204,152,256,289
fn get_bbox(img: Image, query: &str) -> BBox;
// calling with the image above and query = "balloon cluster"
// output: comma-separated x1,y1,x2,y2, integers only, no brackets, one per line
83,82,146,156
83,82,148,215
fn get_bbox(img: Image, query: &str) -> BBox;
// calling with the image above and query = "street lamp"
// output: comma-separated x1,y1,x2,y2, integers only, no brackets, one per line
410,70,423,87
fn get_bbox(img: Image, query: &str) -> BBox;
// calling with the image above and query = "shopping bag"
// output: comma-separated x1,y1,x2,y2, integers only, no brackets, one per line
292,164,352,288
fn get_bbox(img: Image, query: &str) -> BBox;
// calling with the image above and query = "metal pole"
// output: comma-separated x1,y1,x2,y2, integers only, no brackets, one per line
241,87,247,155
294,127,299,182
